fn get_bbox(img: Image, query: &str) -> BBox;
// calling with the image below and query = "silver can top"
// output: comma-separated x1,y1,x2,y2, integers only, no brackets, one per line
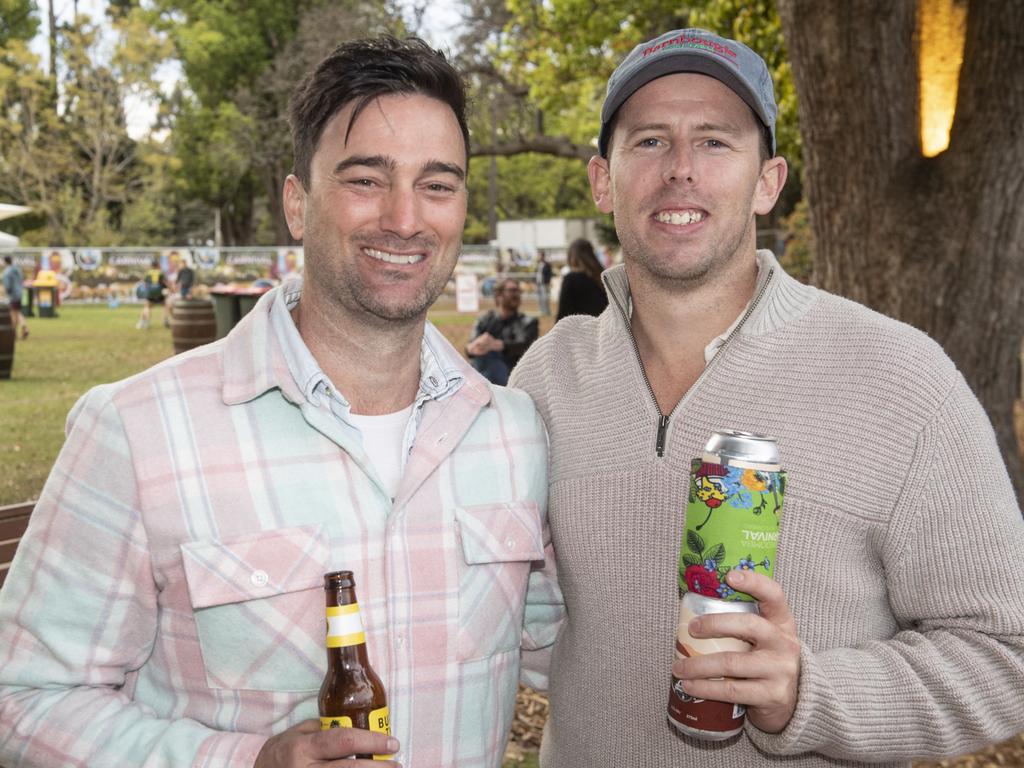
682,591,760,616
703,429,779,469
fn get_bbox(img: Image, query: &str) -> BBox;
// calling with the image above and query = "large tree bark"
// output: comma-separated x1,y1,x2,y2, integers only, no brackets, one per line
778,0,1024,499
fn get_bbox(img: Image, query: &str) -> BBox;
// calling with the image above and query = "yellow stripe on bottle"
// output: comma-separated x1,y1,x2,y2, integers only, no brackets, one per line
326,602,366,646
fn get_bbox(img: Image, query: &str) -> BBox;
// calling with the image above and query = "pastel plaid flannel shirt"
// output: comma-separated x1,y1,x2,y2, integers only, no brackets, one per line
0,286,563,768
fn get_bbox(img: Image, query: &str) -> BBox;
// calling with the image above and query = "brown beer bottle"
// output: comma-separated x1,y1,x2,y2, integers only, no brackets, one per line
318,570,391,759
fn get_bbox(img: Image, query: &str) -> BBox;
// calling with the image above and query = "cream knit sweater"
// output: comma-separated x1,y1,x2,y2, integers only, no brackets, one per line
511,251,1024,768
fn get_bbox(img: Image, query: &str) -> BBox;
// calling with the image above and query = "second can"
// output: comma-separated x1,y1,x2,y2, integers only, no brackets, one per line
668,429,786,740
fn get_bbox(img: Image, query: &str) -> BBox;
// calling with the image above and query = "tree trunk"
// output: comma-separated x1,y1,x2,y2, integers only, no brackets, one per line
778,0,1024,500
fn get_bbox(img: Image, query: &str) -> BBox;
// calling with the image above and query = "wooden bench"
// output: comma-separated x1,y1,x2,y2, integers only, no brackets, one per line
0,501,34,590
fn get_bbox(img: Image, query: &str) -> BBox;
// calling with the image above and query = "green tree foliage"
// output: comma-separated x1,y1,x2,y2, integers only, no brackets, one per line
456,0,800,244
156,0,404,245
0,10,171,245
464,153,596,243
0,0,38,46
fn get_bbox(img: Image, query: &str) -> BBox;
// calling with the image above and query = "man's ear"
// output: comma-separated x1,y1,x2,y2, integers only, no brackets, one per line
588,155,614,215
283,174,307,240
753,155,788,216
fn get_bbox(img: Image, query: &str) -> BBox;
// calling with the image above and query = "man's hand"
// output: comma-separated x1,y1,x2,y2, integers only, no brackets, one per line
254,719,400,767
466,333,502,357
672,569,801,734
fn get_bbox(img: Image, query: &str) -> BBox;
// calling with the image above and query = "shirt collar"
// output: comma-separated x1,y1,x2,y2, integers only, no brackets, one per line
270,278,465,412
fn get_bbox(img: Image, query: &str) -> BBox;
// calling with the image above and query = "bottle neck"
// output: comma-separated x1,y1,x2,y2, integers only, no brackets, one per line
324,600,370,668
326,641,372,669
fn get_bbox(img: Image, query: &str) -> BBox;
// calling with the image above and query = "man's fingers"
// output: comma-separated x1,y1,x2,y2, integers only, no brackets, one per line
678,673,787,708
290,718,322,734
725,571,795,627
311,727,399,761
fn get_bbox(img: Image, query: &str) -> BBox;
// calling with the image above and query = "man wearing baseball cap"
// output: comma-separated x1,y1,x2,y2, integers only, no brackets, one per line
512,28,1024,768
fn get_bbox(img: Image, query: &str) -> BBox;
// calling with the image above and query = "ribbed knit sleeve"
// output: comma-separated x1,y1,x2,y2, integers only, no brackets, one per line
749,372,1024,760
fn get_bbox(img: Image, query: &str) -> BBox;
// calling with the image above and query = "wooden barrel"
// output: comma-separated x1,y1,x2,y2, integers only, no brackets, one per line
170,298,216,354
0,302,14,379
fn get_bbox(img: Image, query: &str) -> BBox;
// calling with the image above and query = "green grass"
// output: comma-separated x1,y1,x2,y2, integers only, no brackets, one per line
0,298,553,506
1,303,176,505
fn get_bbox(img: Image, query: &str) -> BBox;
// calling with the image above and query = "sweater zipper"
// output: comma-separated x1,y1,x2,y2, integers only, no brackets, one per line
616,268,776,458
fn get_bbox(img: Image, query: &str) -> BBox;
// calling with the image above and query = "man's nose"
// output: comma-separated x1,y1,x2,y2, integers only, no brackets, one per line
379,187,422,238
663,144,696,186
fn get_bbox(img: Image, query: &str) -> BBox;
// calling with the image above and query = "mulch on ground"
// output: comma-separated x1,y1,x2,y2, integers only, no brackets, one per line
505,688,1024,766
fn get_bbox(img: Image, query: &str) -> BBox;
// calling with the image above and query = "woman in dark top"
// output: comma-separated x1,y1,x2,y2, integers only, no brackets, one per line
556,238,608,321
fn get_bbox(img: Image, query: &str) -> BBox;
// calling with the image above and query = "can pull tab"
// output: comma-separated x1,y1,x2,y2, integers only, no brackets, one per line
656,415,670,457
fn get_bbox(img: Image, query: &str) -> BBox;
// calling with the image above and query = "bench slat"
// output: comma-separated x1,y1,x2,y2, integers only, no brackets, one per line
0,501,35,591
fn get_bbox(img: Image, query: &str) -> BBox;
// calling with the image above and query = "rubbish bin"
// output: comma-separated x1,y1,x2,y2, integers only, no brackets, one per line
237,286,271,319
32,270,59,318
210,288,240,340
212,285,272,338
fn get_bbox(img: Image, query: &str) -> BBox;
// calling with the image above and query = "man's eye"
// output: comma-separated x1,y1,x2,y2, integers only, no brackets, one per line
426,182,456,193
638,137,662,148
349,178,377,187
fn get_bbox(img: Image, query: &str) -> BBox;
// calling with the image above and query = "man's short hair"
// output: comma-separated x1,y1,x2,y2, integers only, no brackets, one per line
2,255,11,265
288,36,470,190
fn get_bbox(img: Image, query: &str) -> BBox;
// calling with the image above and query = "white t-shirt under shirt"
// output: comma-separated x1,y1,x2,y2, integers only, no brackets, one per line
348,404,415,499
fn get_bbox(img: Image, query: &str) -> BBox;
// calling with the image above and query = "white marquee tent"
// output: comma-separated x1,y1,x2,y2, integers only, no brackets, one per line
0,203,32,245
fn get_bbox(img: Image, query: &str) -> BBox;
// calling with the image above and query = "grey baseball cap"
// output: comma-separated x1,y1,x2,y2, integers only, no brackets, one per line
598,28,777,158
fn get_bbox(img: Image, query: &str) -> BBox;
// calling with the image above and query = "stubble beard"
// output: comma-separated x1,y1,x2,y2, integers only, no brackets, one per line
618,202,755,291
308,235,458,325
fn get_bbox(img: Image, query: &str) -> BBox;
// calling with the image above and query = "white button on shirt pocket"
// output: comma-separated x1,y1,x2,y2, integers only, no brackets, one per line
180,524,328,692
453,501,545,662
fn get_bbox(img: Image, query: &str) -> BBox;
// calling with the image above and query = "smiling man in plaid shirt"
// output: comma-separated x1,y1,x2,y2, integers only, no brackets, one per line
0,36,562,768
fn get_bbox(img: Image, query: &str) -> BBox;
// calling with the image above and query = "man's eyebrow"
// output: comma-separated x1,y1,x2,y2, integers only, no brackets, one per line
332,156,465,182
333,155,394,175
423,160,465,181
693,121,745,135
623,120,745,136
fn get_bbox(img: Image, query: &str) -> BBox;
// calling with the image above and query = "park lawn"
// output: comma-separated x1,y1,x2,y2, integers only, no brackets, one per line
1,303,175,505
0,298,551,506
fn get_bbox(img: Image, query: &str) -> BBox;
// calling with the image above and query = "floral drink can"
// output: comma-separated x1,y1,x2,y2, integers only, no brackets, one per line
667,429,786,740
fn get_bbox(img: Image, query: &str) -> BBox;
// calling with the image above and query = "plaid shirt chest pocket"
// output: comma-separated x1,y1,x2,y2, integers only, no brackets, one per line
180,525,328,692
454,502,545,661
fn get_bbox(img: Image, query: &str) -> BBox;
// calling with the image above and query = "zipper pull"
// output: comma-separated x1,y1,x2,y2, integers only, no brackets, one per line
656,415,670,457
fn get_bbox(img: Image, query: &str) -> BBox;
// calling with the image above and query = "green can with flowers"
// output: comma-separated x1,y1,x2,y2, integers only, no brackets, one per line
678,429,786,603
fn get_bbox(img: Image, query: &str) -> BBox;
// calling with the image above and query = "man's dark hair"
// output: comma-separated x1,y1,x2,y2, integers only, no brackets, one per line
288,36,470,190
2,255,11,265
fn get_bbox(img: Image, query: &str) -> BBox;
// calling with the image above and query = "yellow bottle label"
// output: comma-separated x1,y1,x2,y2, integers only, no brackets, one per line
319,708,392,760
320,715,353,729
325,603,366,647
368,705,390,734
369,706,391,761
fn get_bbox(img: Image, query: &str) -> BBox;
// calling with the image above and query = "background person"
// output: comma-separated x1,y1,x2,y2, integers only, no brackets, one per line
2,255,29,339
535,250,553,316
176,259,196,300
0,36,561,768
555,237,608,321
511,27,1024,768
465,277,539,385
136,257,169,329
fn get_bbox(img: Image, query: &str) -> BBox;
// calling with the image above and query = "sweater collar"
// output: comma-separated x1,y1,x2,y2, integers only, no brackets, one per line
601,249,817,338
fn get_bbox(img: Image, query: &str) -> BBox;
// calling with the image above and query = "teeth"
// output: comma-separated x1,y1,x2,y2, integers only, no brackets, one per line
365,248,425,265
656,210,704,225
